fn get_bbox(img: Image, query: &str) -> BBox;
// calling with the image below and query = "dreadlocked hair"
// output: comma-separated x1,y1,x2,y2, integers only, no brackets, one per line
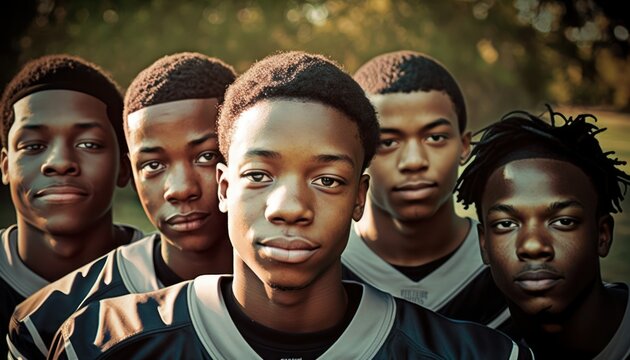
456,105,630,217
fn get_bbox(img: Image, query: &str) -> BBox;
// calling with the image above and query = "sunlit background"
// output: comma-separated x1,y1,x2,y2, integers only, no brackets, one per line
1,0,629,281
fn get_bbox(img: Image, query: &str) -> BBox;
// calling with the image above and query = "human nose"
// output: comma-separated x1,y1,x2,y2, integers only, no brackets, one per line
397,139,428,172
41,140,79,176
163,163,201,204
265,178,314,226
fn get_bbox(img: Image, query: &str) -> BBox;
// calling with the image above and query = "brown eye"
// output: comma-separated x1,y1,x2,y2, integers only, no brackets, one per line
77,141,103,149
313,176,343,188
141,161,165,174
244,171,272,183
196,151,219,164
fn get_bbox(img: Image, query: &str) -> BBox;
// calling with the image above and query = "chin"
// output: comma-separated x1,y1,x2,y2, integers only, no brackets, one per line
394,205,438,222
39,218,94,236
262,271,315,292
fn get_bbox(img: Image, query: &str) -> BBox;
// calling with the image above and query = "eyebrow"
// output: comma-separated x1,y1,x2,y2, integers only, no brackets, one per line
18,122,107,132
244,149,281,160
74,122,107,131
487,200,584,216
244,149,356,169
487,204,517,216
380,118,453,135
548,200,584,211
189,132,217,147
138,132,218,154
315,154,356,169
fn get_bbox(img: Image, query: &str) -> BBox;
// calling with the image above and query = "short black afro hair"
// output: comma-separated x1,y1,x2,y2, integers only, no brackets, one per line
124,52,236,122
456,105,630,219
1,54,125,152
218,51,379,170
354,50,467,132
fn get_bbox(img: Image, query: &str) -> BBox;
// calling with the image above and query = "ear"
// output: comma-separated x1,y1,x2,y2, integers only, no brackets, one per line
459,131,472,165
352,174,370,221
116,153,132,187
216,163,229,213
596,214,614,258
477,222,490,264
1,148,9,185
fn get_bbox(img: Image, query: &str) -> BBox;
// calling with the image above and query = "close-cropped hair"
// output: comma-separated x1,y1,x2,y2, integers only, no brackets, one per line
218,51,380,170
456,105,630,219
353,50,467,132
0,54,125,152
124,52,237,122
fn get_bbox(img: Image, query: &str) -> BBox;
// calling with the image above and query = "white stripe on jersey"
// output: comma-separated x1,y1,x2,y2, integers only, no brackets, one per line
341,219,485,310
594,282,630,360
188,275,397,360
116,233,162,293
0,226,48,297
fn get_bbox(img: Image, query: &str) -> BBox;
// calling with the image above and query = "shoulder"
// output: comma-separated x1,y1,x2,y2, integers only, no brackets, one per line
386,298,532,359
8,248,125,359
114,223,146,244
51,281,195,359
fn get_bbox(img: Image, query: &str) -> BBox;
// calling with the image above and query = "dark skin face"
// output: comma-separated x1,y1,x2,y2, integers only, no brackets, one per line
1,90,126,236
126,98,230,275
367,91,471,221
353,90,472,266
479,159,612,318
217,99,369,332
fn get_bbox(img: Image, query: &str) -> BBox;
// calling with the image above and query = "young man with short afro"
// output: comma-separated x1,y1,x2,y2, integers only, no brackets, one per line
343,50,511,331
0,54,144,356
49,51,531,360
456,107,630,359
8,52,235,360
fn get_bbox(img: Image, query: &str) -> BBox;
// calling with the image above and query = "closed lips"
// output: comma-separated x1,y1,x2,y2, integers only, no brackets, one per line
258,237,320,263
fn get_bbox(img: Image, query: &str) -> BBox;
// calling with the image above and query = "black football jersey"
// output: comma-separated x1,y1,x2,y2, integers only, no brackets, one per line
6,230,150,360
342,219,512,332
49,275,533,360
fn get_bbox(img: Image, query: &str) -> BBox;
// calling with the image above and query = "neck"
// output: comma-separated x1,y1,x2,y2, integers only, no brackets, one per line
511,280,626,358
355,198,469,266
232,259,348,333
16,212,122,282
161,234,233,280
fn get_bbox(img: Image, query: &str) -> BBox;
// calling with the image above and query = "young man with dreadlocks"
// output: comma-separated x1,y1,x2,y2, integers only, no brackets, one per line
7,52,236,359
456,106,630,359
343,50,511,331
0,55,144,356
48,51,531,360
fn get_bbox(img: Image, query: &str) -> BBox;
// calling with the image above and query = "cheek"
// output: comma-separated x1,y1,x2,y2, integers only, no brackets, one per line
485,238,516,275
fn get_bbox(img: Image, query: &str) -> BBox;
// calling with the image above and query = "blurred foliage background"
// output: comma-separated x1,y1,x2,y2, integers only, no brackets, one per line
1,0,629,281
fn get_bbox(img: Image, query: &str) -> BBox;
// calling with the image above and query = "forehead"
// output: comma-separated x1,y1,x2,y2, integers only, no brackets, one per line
125,98,219,148
229,99,363,169
482,158,598,210
369,90,458,131
11,89,110,130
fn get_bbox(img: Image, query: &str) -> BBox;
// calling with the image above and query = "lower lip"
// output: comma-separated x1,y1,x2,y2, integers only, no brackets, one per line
260,246,318,264
393,187,436,201
515,278,561,292
37,193,86,204
168,216,209,232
